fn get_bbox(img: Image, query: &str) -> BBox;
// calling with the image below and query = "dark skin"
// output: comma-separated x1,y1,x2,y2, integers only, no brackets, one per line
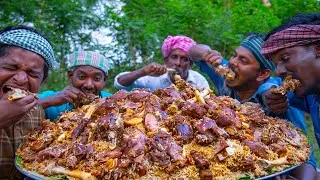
40,65,106,108
117,48,192,86
0,47,46,129
262,45,320,113
262,45,320,180
202,46,271,101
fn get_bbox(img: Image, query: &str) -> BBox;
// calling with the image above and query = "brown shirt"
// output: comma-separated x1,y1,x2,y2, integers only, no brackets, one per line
0,105,45,180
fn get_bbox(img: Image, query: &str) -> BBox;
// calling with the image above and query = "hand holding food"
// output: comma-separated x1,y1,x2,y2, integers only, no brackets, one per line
142,63,167,77
270,76,301,95
189,44,236,80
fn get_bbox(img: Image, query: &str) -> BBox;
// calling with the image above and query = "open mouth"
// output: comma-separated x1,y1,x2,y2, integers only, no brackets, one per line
2,85,15,94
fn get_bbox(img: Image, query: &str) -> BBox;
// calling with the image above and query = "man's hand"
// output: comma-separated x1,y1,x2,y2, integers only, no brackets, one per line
0,95,37,129
39,86,85,109
262,89,289,114
142,63,167,77
202,50,223,67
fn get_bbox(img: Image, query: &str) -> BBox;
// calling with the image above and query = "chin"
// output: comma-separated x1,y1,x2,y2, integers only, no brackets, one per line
225,80,237,88
294,86,309,98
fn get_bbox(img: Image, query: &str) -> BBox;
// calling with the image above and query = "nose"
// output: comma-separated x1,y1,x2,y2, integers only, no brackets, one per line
13,71,28,85
83,78,94,90
275,64,287,77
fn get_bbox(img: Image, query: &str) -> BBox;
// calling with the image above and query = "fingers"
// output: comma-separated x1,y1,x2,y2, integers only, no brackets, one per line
202,50,222,67
262,90,289,114
68,86,85,97
17,95,36,105
148,63,167,76
23,100,38,113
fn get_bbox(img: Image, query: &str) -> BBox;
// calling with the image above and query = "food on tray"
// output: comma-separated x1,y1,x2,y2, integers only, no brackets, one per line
17,75,310,180
270,76,301,95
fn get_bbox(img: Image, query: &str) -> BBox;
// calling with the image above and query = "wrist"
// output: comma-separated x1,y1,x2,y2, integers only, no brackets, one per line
139,67,148,77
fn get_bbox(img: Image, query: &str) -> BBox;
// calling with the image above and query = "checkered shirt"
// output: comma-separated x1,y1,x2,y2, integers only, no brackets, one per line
0,105,45,180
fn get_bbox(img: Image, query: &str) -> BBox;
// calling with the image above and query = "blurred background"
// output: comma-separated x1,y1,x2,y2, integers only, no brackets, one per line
1,0,319,165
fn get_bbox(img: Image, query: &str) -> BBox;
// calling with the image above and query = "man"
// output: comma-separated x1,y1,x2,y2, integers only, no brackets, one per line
114,35,209,92
261,13,320,179
0,25,55,179
39,50,112,121
190,33,317,173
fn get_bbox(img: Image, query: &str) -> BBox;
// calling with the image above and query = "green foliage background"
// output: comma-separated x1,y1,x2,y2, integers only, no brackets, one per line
1,0,320,165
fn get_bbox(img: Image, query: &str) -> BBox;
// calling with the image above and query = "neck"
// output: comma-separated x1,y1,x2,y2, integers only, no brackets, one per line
234,82,260,101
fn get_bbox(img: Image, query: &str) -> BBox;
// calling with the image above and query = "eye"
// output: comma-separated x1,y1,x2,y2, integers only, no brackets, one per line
170,55,178,59
181,57,189,62
94,75,102,82
28,71,40,78
2,65,17,71
280,54,290,62
240,57,248,64
78,74,86,80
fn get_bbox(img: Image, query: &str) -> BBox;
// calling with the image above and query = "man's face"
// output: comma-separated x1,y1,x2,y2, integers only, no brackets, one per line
68,65,106,95
164,48,191,81
0,47,45,99
225,46,262,89
272,45,319,97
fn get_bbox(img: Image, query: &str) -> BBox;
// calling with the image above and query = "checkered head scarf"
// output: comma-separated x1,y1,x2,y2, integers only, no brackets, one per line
66,50,109,75
262,25,320,57
0,29,56,69
161,35,196,58
240,34,276,71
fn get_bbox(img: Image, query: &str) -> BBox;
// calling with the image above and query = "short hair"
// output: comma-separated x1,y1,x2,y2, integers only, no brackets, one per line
265,13,320,40
0,25,51,81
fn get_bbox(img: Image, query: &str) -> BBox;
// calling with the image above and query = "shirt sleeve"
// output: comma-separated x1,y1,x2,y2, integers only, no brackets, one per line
100,90,113,97
38,90,57,99
194,59,228,95
193,71,210,90
114,72,150,91
287,93,310,113
38,90,71,121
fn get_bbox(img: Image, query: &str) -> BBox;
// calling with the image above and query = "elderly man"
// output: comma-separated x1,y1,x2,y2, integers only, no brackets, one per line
190,33,317,172
261,13,320,180
114,35,209,92
0,25,55,179
39,50,112,121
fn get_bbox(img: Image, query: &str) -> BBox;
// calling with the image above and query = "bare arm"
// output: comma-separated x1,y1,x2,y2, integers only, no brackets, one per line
117,63,167,87
117,68,147,87
39,86,85,109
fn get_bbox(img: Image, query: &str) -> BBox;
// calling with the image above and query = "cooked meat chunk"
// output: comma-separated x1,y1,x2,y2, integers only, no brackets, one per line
244,140,269,159
174,123,193,143
191,152,210,169
199,169,213,180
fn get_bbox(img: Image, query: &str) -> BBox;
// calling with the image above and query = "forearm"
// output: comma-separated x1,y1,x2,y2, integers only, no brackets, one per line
39,97,58,109
117,68,146,86
290,163,317,180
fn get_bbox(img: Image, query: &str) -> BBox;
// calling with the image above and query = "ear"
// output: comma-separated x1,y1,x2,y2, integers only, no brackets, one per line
163,57,168,64
256,69,271,82
104,75,108,81
315,44,320,57
67,70,73,83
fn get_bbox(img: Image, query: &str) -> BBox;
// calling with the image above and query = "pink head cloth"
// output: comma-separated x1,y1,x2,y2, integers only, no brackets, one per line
161,35,196,58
